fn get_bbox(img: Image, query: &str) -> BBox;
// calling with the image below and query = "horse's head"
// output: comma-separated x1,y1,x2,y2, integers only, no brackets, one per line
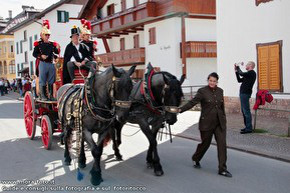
160,73,185,125
110,65,136,123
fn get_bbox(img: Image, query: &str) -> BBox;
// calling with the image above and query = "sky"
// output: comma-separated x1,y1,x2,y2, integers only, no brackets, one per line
0,0,60,19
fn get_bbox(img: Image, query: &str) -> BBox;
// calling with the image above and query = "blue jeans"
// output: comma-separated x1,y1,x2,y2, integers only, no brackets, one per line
39,61,56,86
240,93,252,131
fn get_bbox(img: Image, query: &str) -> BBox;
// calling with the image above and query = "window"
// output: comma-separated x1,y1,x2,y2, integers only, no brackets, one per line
120,38,125,51
256,0,273,6
107,4,115,16
10,45,13,53
3,61,7,74
257,40,282,92
16,42,19,54
24,51,28,63
20,41,23,53
149,27,156,45
133,34,140,48
121,0,126,11
134,0,139,7
0,62,2,75
29,36,33,51
34,34,38,41
23,30,27,41
30,61,34,75
9,61,15,74
57,10,69,23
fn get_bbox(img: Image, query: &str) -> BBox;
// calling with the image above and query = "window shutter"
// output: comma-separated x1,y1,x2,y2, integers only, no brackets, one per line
65,11,69,22
268,44,280,90
257,42,281,91
258,46,269,90
57,11,61,22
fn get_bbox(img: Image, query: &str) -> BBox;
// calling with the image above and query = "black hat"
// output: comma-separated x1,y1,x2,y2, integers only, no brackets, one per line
70,25,80,38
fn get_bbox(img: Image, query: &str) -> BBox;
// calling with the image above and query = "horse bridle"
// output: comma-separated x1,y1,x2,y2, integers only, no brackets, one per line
109,76,132,109
160,83,180,114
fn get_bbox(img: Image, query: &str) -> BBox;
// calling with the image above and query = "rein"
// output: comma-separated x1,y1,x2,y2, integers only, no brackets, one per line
140,71,180,115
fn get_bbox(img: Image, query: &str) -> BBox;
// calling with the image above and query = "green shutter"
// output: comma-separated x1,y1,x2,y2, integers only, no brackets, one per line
57,11,61,22
65,11,69,22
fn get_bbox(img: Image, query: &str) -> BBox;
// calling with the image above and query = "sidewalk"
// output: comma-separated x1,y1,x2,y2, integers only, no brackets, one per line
171,111,290,162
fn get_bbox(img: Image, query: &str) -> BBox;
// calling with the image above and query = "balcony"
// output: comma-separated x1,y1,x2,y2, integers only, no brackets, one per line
182,41,217,58
92,2,156,37
97,48,145,67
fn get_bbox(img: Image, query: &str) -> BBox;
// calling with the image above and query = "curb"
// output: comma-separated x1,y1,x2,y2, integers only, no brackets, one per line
160,131,290,164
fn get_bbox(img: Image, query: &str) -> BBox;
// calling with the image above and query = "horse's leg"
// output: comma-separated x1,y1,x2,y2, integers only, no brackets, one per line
83,129,103,186
64,127,72,166
139,120,164,176
111,121,124,160
78,136,86,168
151,123,164,176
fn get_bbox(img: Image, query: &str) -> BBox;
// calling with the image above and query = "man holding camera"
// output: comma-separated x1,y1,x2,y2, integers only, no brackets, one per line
235,61,256,134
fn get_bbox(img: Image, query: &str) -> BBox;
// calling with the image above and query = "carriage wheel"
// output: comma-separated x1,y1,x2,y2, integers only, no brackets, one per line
23,91,36,140
41,115,53,150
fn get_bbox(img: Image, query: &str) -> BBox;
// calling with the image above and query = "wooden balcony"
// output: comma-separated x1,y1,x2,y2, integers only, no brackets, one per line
97,48,145,67
92,2,156,37
183,41,217,58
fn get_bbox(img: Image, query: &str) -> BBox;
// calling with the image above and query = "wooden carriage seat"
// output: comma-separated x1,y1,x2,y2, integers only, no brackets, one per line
72,69,89,84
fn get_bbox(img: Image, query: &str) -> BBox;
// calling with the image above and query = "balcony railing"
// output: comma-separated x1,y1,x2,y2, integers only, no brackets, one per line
183,41,217,58
92,2,156,36
97,48,145,67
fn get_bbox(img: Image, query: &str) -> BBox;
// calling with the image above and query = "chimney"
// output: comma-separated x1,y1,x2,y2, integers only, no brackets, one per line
8,10,12,20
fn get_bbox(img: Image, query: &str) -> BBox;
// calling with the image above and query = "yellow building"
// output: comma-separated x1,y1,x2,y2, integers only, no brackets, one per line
0,34,15,80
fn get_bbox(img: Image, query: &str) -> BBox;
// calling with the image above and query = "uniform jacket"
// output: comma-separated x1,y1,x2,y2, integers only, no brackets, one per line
81,40,97,60
180,86,227,131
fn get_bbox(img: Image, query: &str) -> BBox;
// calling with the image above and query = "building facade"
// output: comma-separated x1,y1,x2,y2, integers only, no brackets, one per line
0,34,15,80
80,0,217,86
217,0,290,116
10,0,86,78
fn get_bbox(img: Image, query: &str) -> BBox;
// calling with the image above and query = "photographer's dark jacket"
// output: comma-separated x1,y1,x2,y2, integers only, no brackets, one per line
180,86,227,131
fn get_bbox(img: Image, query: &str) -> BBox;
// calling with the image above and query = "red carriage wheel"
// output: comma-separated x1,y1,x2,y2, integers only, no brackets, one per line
23,91,36,140
41,115,53,150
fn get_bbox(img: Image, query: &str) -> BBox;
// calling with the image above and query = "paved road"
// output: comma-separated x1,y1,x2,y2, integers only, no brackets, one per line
0,95,290,193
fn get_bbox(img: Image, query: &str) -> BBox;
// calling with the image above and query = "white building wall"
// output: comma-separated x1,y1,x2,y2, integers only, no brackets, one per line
217,0,290,99
108,31,144,52
14,3,83,78
102,0,122,17
185,18,217,86
144,17,183,78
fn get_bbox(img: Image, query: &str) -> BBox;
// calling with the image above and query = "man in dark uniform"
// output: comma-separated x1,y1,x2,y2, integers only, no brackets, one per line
33,20,60,100
235,61,256,134
62,26,97,84
80,19,98,60
179,72,232,178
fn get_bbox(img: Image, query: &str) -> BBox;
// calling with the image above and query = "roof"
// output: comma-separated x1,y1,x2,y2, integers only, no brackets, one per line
4,0,73,33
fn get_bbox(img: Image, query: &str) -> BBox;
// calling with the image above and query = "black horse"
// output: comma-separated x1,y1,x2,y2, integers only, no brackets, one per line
57,65,136,185
111,64,185,176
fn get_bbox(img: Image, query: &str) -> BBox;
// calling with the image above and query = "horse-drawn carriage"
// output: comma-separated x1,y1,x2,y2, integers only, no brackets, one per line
23,58,88,150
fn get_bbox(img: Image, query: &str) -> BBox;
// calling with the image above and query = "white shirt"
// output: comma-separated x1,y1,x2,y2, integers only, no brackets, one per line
0,80,3,86
32,80,36,87
71,43,83,62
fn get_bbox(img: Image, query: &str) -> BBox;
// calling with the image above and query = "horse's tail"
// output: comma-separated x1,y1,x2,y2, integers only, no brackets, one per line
103,133,111,147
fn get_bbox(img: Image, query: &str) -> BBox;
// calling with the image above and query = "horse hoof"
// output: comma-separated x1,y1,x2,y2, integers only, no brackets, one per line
90,177,103,186
116,155,123,161
78,163,86,169
147,163,153,169
90,170,103,186
154,170,164,176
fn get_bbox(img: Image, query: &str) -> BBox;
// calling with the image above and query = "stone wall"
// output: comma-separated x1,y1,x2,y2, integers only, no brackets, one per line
224,96,290,118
